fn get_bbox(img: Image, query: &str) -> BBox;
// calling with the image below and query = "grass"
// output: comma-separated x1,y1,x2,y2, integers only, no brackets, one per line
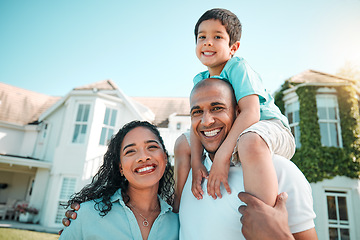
0,228,59,240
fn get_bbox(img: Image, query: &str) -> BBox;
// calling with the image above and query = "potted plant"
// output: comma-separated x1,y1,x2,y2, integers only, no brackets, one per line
15,202,38,223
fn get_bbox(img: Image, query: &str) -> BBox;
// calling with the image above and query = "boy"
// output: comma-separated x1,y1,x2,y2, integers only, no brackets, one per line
173,8,295,211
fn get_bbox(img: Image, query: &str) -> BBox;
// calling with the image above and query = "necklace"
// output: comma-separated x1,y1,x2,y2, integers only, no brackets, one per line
128,202,159,227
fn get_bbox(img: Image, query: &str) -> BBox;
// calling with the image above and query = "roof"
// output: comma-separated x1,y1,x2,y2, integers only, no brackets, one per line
73,79,118,91
132,97,190,127
0,82,60,125
289,70,357,85
0,81,190,127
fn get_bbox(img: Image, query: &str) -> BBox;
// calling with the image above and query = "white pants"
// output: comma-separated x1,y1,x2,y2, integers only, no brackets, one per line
232,119,296,164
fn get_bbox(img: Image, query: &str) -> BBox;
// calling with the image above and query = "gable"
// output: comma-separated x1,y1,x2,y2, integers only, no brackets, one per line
132,97,190,127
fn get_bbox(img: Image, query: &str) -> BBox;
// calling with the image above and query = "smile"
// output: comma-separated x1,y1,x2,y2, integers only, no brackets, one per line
203,128,220,137
135,165,155,173
203,51,215,56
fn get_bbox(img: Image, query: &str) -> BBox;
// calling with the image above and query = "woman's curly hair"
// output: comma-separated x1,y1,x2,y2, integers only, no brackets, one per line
65,120,175,216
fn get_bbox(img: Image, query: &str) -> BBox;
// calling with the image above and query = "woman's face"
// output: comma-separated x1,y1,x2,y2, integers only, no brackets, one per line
119,126,167,190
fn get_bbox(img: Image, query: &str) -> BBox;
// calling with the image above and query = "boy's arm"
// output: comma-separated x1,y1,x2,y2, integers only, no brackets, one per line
207,94,260,199
173,134,191,213
190,127,208,199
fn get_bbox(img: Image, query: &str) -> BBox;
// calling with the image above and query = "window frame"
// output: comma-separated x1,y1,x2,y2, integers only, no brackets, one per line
316,92,342,148
72,103,91,144
325,190,352,240
285,97,301,148
99,107,118,146
55,176,77,224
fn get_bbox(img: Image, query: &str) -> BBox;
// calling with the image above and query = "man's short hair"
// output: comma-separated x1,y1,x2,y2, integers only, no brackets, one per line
191,78,237,108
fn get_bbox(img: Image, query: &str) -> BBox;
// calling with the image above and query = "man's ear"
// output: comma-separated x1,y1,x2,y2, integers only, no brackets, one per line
230,41,240,56
235,105,240,117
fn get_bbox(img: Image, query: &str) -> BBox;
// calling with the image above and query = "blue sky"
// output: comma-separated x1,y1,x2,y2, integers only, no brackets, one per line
1,0,359,97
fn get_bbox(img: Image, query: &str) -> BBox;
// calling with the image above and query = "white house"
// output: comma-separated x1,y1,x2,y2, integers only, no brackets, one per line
0,80,189,228
279,70,360,240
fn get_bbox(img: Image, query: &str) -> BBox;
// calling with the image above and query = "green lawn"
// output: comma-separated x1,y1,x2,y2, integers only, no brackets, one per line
0,228,59,240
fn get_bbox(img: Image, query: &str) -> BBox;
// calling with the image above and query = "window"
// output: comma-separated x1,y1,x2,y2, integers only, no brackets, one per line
72,104,90,143
326,191,350,240
99,108,117,145
55,177,76,224
285,101,301,148
316,95,341,147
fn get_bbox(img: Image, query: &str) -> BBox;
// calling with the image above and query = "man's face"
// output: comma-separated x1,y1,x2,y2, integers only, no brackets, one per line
190,81,237,156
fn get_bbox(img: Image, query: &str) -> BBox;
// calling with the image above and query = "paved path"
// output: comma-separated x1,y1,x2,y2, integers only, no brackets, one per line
0,220,59,234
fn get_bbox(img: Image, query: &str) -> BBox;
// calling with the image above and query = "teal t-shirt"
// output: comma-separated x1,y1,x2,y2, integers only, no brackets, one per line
193,57,289,128
59,189,179,240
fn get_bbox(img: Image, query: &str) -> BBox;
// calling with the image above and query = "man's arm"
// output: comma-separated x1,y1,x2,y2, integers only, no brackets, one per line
239,192,294,240
238,192,318,240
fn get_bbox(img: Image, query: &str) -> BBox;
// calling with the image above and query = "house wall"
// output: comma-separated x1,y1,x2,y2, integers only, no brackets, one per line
19,125,38,157
40,173,64,227
311,176,360,240
0,123,38,157
30,168,50,224
40,93,147,227
160,114,191,159
0,171,13,203
0,124,25,155
0,171,34,203
33,107,66,162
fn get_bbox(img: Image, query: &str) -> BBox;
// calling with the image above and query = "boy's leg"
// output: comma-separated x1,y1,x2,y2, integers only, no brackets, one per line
265,120,295,160
237,132,277,207
173,134,191,213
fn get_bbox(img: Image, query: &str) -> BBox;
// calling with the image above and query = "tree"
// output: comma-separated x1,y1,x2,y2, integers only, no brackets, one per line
336,61,360,81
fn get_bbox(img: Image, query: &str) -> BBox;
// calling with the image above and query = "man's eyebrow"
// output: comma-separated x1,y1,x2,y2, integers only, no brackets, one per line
190,105,200,113
210,102,225,106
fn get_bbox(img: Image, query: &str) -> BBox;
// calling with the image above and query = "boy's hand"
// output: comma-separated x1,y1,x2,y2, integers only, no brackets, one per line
191,163,208,200
207,155,231,199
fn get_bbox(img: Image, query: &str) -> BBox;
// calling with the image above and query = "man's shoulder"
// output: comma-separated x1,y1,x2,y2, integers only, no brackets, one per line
272,154,303,175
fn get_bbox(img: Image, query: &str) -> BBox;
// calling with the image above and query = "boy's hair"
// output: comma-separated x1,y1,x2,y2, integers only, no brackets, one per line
194,8,242,46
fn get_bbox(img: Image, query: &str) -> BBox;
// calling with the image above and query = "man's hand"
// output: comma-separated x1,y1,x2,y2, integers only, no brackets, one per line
238,192,294,240
191,163,208,200
58,202,80,235
207,158,231,199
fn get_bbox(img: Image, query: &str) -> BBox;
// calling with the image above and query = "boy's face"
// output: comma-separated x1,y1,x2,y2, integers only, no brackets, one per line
196,19,239,76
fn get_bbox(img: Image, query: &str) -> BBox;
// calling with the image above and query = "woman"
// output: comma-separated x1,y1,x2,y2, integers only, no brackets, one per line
59,121,179,240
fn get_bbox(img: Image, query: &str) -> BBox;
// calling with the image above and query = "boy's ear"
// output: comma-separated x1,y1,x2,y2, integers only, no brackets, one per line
230,41,240,56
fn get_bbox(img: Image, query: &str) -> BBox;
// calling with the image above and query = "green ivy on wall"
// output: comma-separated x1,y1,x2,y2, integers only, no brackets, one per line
275,83,360,182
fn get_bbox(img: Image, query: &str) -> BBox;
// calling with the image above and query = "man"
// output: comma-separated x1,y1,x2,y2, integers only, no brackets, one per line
179,78,317,239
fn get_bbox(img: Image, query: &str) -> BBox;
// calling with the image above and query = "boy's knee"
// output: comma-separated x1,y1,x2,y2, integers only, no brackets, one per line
237,132,269,156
